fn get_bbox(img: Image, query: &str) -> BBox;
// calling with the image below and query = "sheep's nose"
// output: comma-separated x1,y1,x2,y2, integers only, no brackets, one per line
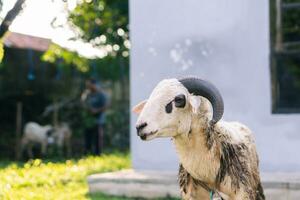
136,122,147,135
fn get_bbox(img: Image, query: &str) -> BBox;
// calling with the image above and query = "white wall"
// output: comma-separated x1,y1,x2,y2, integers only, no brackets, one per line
130,0,300,172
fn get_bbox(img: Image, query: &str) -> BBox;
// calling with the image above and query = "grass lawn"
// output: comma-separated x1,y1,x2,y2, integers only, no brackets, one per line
0,153,131,200
0,153,180,200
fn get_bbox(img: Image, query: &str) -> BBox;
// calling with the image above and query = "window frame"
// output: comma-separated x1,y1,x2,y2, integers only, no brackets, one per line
270,0,300,113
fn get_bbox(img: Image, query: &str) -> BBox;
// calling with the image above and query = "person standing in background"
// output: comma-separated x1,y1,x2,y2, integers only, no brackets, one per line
81,78,108,155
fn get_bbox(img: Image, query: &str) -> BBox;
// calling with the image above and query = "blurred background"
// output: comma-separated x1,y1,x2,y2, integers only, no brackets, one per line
0,1,132,199
0,0,129,159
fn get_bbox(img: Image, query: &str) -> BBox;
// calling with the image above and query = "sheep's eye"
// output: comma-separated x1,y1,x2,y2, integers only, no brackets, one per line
165,102,173,113
174,94,186,108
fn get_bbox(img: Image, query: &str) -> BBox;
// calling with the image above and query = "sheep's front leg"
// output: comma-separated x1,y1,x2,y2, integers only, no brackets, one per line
181,181,209,200
41,140,48,156
192,186,209,200
179,164,209,200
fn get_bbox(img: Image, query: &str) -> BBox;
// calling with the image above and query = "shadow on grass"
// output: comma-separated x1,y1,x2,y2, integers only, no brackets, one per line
89,193,180,200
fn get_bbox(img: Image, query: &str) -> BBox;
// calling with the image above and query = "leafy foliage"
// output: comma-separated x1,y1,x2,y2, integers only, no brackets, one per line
43,0,129,73
43,44,89,73
0,41,4,63
70,0,128,42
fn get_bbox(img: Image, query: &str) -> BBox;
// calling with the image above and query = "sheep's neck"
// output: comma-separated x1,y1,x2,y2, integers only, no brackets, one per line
173,114,220,185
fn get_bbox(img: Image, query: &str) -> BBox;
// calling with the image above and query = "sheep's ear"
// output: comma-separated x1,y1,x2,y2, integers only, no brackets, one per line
188,96,201,114
132,100,147,114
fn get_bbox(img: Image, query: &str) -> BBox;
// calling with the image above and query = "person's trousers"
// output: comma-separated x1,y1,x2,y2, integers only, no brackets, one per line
84,124,104,155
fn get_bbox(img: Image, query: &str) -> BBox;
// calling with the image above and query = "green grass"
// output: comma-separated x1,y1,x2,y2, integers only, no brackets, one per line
0,153,131,200
0,153,180,200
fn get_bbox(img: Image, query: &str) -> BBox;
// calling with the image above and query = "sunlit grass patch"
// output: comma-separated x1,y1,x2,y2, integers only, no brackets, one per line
0,153,130,200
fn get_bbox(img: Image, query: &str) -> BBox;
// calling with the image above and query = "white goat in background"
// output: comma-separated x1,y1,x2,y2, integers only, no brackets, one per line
19,122,72,158
20,122,54,158
133,77,265,200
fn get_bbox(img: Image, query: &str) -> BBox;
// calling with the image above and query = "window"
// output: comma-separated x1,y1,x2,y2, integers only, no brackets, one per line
270,0,300,113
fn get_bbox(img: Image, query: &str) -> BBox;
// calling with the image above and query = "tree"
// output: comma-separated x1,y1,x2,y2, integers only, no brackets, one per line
43,0,129,77
0,0,26,37
0,0,26,62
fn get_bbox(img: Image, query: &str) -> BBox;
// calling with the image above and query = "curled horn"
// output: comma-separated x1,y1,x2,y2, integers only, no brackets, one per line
179,77,224,125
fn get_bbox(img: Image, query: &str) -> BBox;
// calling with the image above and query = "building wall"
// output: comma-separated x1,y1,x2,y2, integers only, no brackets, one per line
130,0,300,172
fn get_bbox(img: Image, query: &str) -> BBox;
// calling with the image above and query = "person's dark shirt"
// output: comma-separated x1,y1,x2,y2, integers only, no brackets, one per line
86,91,107,125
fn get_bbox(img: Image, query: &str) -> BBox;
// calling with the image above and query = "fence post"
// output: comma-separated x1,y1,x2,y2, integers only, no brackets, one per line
15,101,23,159
53,100,59,127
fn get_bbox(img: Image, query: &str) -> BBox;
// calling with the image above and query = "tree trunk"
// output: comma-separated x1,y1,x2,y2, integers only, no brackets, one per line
0,0,26,38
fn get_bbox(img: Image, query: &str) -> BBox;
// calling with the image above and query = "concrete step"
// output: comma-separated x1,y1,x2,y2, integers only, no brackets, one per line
87,170,300,199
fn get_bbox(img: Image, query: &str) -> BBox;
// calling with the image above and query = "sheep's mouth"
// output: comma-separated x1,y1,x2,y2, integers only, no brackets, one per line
140,130,158,141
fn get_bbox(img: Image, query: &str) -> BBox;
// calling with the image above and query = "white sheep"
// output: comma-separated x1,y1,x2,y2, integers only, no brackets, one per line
133,77,265,200
19,122,72,158
52,123,72,157
20,122,54,158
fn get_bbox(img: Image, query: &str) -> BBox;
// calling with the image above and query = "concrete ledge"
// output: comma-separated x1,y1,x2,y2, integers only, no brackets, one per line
87,170,300,199
88,170,177,185
262,173,300,190
88,170,180,198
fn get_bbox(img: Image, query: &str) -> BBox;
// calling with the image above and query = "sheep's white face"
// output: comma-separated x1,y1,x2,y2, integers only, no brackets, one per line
133,79,201,141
